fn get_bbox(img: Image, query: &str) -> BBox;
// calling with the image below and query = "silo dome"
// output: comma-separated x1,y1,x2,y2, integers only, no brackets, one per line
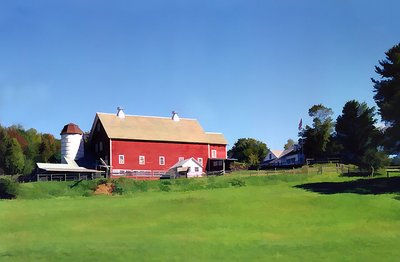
60,123,84,163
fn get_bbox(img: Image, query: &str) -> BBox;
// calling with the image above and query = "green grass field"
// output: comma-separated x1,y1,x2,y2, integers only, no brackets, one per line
1,171,400,261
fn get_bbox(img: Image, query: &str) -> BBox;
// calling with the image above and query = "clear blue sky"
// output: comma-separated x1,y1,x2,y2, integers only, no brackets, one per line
0,0,399,150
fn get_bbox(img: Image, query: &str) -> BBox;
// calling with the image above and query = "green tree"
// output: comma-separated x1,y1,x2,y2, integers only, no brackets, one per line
372,43,400,153
228,138,268,168
284,139,295,150
0,125,10,175
4,138,25,175
335,100,385,169
300,104,334,159
39,134,58,163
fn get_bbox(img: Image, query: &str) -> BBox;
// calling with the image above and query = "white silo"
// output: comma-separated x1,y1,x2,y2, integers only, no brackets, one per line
60,123,84,163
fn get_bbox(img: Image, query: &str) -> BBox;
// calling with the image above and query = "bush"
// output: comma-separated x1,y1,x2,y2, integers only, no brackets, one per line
206,177,229,189
0,177,19,199
230,162,249,171
112,181,124,195
229,178,246,187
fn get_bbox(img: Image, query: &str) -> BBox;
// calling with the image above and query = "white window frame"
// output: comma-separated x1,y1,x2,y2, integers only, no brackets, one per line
159,156,165,166
178,157,184,161
139,155,145,165
198,158,203,166
195,167,199,172
211,150,217,158
118,155,125,164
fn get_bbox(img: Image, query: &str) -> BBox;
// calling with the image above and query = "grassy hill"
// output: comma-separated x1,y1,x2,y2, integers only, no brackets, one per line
1,170,400,261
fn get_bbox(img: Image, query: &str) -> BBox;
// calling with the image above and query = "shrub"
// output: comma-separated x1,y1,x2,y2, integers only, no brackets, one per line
206,177,229,189
0,177,19,199
159,183,171,192
229,178,246,187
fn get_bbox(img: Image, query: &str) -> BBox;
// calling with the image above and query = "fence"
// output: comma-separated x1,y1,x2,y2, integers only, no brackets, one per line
36,172,106,182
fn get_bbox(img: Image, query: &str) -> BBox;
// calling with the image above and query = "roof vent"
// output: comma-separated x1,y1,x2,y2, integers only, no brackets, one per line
172,111,180,122
117,107,125,119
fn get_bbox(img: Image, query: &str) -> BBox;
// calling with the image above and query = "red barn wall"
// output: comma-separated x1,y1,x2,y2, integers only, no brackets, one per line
111,140,226,172
209,144,227,159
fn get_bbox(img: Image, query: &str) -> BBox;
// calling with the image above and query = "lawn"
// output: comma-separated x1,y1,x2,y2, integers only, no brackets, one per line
1,172,400,261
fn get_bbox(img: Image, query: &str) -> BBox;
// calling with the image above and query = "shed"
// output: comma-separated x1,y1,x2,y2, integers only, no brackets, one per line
167,158,203,178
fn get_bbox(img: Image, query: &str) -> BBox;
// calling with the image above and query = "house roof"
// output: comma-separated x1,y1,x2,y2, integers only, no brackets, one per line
93,113,227,145
271,150,283,158
169,157,202,169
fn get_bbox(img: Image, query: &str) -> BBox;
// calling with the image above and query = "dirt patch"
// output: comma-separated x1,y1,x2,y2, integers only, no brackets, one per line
94,183,114,195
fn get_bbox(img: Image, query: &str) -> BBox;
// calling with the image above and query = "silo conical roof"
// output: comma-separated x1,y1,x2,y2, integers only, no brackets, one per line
60,123,83,135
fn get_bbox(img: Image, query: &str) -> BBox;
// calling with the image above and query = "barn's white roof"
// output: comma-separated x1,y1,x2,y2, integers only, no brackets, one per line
37,158,101,173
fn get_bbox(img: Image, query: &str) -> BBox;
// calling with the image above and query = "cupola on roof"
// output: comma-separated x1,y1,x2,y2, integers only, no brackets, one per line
60,123,83,135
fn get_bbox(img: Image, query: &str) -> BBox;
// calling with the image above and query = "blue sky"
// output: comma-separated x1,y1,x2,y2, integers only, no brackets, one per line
0,0,399,150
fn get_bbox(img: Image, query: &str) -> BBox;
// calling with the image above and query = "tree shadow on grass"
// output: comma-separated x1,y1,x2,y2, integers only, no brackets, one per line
294,177,400,195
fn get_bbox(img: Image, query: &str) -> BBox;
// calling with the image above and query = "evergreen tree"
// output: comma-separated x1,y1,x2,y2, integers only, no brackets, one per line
372,43,400,153
335,100,384,169
4,138,25,175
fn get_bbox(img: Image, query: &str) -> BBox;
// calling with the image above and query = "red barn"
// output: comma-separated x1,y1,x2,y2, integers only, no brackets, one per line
89,109,228,179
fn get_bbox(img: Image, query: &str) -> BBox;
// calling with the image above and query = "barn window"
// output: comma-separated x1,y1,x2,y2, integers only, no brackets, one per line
119,155,125,164
198,158,203,166
211,150,217,158
195,167,199,172
99,141,103,151
179,157,184,162
95,143,99,153
97,123,100,132
139,156,145,165
159,156,165,165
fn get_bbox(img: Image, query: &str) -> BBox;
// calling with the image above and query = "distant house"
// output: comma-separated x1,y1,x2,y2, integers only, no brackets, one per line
261,145,304,168
167,158,204,178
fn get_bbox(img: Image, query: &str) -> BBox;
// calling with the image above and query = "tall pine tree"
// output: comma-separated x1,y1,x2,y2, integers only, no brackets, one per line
335,100,386,169
372,43,400,153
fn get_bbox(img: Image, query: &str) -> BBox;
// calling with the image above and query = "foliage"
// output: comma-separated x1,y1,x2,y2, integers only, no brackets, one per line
0,124,61,176
0,176,19,199
372,42,400,153
300,104,334,159
229,177,246,187
228,138,268,168
359,150,390,171
0,126,10,175
39,134,60,163
4,138,25,175
335,100,385,169
284,138,295,150
229,162,248,171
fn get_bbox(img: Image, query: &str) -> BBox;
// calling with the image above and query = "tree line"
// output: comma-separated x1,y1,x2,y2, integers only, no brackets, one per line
230,43,400,170
0,125,60,176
